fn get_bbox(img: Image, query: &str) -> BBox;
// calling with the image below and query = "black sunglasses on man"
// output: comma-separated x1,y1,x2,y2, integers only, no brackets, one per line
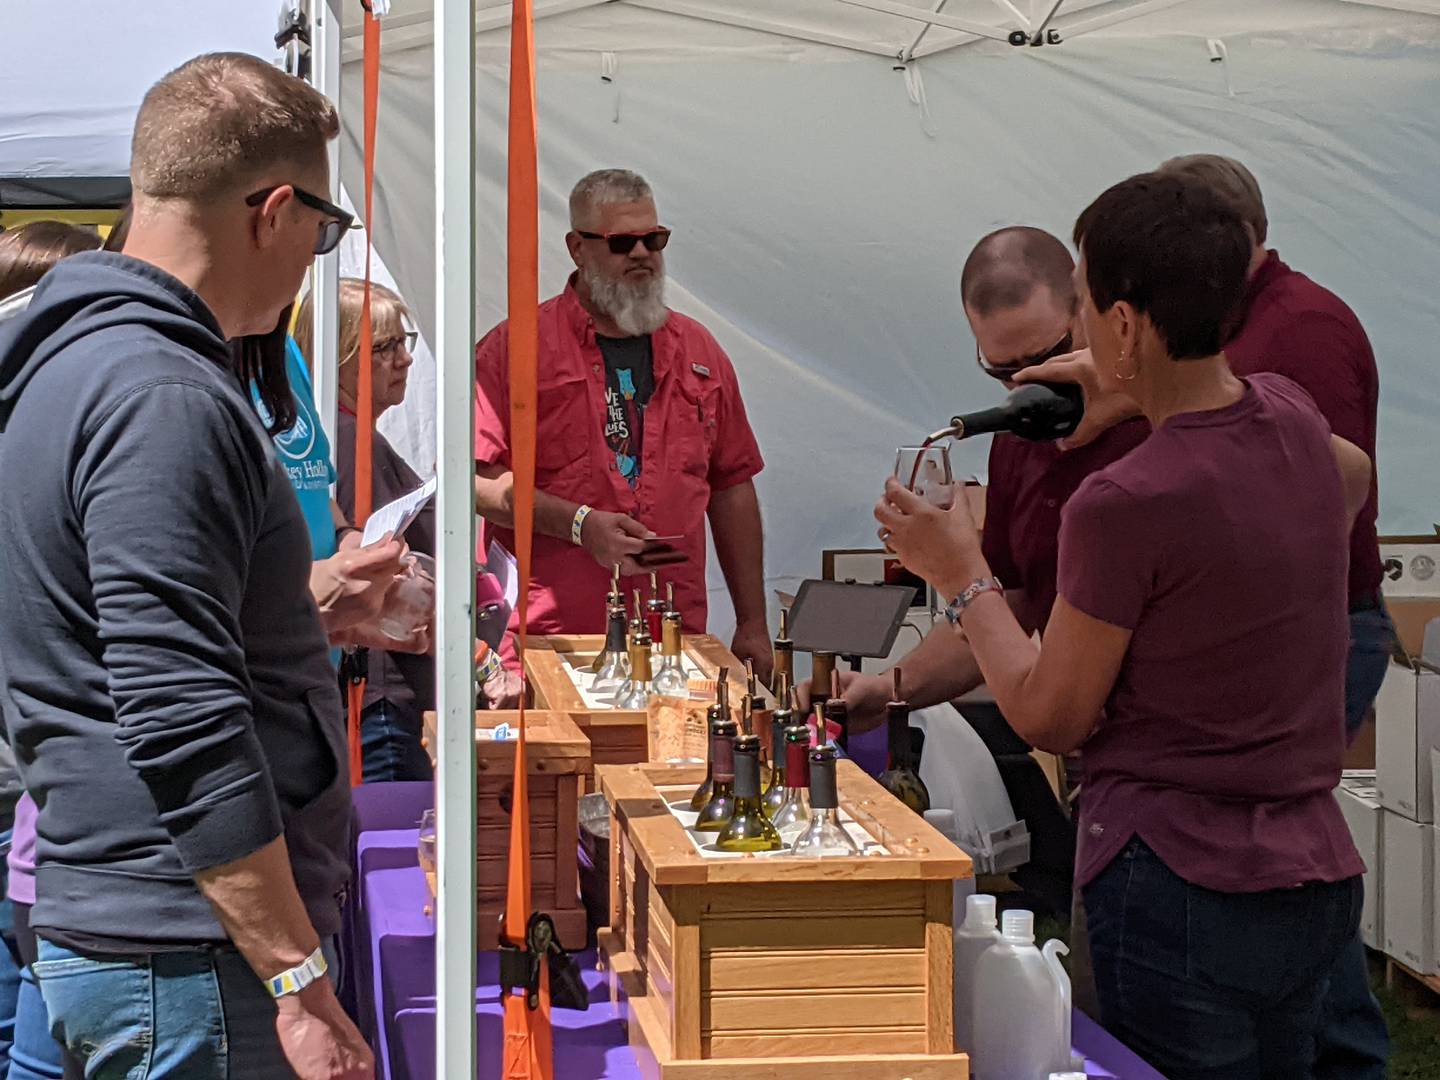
245,185,356,256
976,330,1073,382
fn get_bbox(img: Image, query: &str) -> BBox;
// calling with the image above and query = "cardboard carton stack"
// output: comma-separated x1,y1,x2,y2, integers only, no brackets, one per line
1361,538,1440,977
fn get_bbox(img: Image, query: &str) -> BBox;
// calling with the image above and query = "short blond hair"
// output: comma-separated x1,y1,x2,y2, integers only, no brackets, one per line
294,278,410,373
131,52,339,201
1157,154,1267,245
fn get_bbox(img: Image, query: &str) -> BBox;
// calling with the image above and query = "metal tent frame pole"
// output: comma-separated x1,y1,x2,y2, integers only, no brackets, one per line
433,0,479,1073
310,0,342,445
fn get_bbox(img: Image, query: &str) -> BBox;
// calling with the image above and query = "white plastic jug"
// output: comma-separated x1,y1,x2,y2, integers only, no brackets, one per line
953,894,1001,1052
971,909,1072,1079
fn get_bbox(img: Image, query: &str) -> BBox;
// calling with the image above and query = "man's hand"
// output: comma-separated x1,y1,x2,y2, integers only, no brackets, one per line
330,621,431,654
1012,348,1142,450
310,539,405,635
730,618,774,687
579,510,651,576
795,668,891,735
275,980,375,1080
482,663,524,709
876,478,988,600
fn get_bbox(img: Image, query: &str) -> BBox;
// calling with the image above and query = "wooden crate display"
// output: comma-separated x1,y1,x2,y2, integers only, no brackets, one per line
596,760,972,1079
420,709,589,950
524,634,751,779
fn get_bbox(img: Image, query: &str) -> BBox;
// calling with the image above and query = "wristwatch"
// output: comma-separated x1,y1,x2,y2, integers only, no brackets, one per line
942,577,1004,625
264,946,329,999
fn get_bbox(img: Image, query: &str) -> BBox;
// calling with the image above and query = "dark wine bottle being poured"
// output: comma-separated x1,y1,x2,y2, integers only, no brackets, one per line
940,382,1084,444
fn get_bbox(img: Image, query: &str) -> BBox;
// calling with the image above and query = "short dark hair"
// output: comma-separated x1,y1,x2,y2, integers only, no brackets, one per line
0,220,101,301
960,226,1075,317
1073,172,1250,360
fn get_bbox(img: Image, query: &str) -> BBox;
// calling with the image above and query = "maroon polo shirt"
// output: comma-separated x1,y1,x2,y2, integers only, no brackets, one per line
982,418,1151,634
1060,375,1363,893
1225,250,1382,607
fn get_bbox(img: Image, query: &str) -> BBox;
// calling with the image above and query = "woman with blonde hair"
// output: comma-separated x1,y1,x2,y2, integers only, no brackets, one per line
296,279,435,781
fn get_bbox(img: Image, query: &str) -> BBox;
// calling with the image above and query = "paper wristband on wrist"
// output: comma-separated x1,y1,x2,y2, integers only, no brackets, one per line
570,504,594,546
265,946,328,999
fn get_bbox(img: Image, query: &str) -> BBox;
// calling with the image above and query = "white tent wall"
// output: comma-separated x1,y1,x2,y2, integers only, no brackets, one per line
344,2,1440,641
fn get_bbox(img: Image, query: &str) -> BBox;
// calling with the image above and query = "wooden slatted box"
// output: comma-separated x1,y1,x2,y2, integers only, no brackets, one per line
421,709,590,950
596,760,971,1079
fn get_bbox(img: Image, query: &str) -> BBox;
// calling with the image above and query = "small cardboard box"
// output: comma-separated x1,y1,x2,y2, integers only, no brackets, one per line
1376,619,1440,822
1337,774,1384,949
1382,811,1436,975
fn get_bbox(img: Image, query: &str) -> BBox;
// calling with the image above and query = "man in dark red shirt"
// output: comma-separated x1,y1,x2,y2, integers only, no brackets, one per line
1046,155,1389,1079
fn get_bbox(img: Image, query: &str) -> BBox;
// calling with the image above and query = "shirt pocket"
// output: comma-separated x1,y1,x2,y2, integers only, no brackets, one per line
671,377,722,480
535,372,592,490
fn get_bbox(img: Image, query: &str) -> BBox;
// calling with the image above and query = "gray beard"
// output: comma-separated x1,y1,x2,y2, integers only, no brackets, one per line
580,265,668,337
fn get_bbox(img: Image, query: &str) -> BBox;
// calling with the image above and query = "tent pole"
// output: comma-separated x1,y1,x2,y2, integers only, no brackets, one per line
831,0,1016,40
433,0,479,1076
311,0,342,446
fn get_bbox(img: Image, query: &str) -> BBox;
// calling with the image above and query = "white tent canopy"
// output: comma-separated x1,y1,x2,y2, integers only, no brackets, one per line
339,0,1440,636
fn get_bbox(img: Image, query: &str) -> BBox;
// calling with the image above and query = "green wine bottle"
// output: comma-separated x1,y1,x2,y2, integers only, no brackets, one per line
716,735,782,852
877,668,931,815
689,671,730,811
694,721,738,832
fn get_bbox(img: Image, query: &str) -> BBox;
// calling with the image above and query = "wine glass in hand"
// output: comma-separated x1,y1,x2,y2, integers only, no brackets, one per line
893,445,955,509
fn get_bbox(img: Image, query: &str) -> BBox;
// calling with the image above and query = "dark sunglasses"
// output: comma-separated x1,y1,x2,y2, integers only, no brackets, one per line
245,185,356,255
576,227,671,255
976,330,1073,382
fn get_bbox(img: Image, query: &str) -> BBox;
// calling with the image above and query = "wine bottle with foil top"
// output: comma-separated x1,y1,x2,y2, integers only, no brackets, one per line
716,734,783,852
613,591,654,709
689,671,730,811
878,668,931,814
645,572,667,644
591,564,626,674
762,676,794,820
770,720,815,843
651,601,687,697
791,744,862,857
772,608,794,697
694,720,739,832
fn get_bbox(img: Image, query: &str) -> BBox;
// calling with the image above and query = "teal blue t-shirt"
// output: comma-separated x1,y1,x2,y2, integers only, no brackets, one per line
252,338,337,562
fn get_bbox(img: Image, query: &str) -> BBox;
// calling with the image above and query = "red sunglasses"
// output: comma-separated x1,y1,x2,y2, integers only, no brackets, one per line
576,227,671,255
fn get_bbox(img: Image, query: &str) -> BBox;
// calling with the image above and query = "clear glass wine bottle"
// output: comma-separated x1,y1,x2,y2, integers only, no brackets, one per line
651,608,687,697
613,591,654,709
589,564,625,674
770,722,814,843
791,744,862,858
716,735,782,852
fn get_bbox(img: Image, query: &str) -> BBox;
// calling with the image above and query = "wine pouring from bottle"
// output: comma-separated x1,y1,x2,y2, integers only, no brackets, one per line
909,382,1085,488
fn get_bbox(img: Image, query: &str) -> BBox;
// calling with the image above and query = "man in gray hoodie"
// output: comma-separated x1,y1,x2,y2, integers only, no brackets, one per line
0,53,379,1079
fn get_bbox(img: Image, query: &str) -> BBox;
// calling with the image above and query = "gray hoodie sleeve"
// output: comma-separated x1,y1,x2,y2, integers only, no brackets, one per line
72,377,284,872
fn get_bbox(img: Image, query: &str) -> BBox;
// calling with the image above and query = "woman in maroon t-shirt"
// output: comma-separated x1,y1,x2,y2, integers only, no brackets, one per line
878,173,1370,1080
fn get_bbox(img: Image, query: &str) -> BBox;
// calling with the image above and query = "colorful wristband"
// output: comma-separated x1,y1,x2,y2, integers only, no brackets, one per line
264,946,328,999
570,504,594,547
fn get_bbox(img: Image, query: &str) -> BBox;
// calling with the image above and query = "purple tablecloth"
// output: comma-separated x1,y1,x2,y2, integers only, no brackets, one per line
349,782,1164,1079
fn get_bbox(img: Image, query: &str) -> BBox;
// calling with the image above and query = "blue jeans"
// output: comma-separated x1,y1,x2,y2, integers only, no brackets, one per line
33,939,337,1079
360,698,432,784
1309,603,1396,1080
1084,837,1362,1080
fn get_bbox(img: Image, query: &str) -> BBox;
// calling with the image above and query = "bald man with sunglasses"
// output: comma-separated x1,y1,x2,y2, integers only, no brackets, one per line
473,169,771,678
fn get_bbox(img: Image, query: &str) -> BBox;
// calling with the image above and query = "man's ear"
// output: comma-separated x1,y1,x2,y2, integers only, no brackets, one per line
252,186,295,252
565,230,583,267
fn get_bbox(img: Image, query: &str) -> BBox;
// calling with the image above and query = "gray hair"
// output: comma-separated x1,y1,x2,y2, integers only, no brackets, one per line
569,169,654,230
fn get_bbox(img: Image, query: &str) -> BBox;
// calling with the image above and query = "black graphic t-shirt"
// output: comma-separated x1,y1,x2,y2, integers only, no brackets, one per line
597,334,655,488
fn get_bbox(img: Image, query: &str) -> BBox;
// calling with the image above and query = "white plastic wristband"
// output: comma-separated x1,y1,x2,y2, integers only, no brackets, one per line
571,504,594,546
264,946,328,999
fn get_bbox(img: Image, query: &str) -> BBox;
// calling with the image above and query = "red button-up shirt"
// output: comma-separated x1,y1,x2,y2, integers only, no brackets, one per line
982,418,1152,634
1224,250,1382,604
474,278,764,640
